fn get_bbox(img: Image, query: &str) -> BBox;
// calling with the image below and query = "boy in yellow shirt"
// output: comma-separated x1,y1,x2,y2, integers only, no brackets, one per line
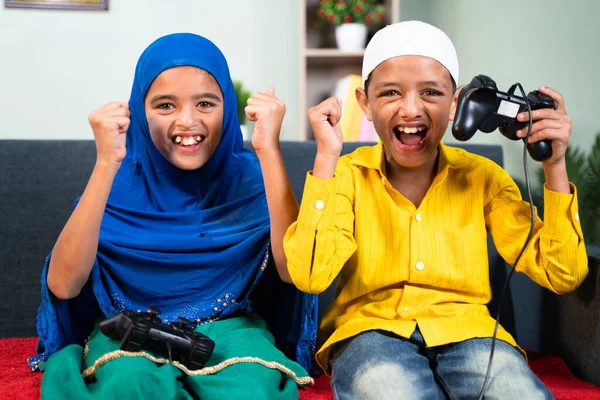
284,21,587,399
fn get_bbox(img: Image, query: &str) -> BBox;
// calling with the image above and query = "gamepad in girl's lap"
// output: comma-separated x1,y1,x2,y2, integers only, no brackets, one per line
99,308,215,370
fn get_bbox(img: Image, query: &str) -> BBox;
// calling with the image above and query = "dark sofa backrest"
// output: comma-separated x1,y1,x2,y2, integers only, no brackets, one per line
2,140,550,353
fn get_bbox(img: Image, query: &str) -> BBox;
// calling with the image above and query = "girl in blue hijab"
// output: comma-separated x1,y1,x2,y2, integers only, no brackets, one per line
29,33,317,399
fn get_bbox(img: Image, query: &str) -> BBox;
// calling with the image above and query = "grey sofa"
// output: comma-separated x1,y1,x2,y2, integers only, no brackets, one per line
0,140,598,386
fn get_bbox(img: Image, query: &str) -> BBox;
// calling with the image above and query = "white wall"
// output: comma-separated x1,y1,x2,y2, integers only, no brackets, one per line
401,0,600,179
0,0,299,140
2,0,598,180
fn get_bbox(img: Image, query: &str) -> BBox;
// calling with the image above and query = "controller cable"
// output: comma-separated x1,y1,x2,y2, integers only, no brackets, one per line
477,83,537,400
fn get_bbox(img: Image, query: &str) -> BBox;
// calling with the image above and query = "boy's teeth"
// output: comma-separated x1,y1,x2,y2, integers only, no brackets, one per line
399,126,425,134
195,136,201,142
175,136,182,144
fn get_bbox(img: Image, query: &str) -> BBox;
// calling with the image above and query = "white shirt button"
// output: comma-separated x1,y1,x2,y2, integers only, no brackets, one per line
575,213,580,222
404,307,411,311
416,261,424,271
315,200,325,210
415,213,422,222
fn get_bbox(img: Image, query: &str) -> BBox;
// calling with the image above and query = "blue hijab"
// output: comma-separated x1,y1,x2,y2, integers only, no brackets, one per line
30,33,317,372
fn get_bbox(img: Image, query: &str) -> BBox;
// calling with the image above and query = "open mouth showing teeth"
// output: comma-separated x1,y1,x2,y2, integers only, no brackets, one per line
393,126,428,146
172,135,205,147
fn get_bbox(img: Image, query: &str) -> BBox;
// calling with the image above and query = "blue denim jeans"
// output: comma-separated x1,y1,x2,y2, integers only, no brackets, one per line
331,328,553,400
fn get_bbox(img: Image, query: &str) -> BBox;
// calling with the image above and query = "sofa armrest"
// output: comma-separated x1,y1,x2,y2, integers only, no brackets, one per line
551,252,600,387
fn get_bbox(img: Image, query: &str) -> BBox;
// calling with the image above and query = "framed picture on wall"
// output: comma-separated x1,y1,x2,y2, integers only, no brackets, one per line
5,0,108,10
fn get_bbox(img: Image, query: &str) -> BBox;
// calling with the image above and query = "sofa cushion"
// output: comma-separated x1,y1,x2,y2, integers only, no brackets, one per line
0,140,506,339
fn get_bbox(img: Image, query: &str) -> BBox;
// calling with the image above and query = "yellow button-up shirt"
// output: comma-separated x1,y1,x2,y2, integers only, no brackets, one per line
284,142,588,374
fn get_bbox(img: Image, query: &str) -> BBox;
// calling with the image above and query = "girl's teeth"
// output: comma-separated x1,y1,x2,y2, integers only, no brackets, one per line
174,135,205,146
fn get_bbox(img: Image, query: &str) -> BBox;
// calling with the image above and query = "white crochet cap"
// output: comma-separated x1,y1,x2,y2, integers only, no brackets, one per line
362,21,459,86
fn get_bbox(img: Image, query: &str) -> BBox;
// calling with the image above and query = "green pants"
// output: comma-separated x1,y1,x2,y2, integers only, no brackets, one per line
41,312,311,399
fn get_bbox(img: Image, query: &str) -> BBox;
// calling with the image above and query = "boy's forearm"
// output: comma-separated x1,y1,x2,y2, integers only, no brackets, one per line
506,159,587,293
543,160,570,194
313,152,339,180
285,167,357,294
256,148,298,283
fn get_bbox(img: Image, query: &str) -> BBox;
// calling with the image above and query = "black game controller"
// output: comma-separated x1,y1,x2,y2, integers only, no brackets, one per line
99,308,215,370
452,74,555,161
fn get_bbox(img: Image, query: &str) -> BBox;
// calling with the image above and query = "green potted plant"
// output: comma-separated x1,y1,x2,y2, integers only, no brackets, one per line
515,132,600,250
233,80,251,139
315,0,386,51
